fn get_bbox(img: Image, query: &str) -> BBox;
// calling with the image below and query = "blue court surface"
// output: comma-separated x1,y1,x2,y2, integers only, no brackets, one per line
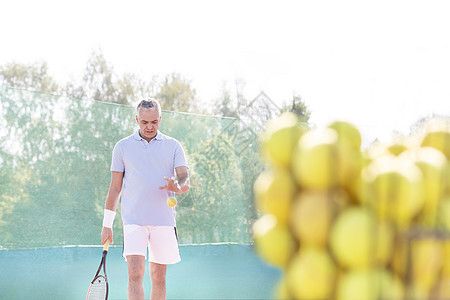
0,243,281,299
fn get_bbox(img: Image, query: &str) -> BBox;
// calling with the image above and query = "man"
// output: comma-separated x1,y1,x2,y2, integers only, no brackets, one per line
101,99,190,300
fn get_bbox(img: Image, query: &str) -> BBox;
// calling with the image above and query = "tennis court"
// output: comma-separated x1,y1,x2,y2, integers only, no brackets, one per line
0,244,280,299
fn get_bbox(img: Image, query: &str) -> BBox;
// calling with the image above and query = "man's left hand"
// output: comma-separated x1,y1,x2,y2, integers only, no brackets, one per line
159,176,182,193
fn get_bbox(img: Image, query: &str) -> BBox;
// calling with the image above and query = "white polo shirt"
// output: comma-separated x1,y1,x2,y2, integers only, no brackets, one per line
110,130,189,226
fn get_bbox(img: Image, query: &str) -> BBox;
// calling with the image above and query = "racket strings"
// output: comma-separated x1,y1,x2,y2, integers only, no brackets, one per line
86,276,107,300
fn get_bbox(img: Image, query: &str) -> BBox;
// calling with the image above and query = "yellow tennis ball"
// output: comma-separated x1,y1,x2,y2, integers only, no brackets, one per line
360,155,424,228
252,214,296,268
400,147,447,224
330,207,377,269
292,128,363,191
386,142,409,156
286,247,336,300
292,128,339,189
421,130,450,160
254,169,296,224
327,120,362,151
290,190,340,247
411,238,444,293
336,269,404,300
167,197,177,207
262,112,306,168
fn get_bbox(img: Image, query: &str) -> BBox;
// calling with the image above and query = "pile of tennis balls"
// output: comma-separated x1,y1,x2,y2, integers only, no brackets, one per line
253,112,450,300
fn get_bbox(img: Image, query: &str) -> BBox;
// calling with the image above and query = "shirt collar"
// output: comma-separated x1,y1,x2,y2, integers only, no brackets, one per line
133,129,164,141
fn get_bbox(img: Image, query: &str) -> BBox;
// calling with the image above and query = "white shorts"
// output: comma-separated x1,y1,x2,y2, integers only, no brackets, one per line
122,225,181,264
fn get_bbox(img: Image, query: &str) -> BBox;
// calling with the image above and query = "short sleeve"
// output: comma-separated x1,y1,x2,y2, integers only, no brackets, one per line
110,141,125,172
174,141,189,169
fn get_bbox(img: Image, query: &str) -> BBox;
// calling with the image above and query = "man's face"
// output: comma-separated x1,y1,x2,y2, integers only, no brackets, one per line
136,108,161,141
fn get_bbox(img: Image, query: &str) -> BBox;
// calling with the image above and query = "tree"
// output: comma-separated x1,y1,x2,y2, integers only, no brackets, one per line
281,93,311,124
156,73,199,113
0,61,60,94
66,47,154,105
213,83,239,118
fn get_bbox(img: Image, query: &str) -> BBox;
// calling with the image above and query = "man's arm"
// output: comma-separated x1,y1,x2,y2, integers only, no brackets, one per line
101,171,124,244
175,166,190,194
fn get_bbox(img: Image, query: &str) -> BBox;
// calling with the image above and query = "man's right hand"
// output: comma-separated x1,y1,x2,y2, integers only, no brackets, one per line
101,226,113,245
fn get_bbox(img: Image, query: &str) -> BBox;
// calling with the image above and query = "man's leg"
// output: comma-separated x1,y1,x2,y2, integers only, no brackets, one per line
127,255,146,300
149,262,167,300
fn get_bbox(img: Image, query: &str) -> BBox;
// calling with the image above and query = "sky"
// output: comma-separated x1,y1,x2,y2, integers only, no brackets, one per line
1,0,449,146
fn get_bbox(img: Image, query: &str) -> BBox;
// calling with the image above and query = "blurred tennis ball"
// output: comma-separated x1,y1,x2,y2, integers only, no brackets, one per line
290,190,340,247
292,128,362,191
360,155,424,228
252,214,296,268
262,112,306,168
336,269,404,300
442,240,450,276
442,162,450,196
291,128,338,189
254,169,296,224
386,142,409,156
411,238,444,295
438,197,450,230
330,207,378,269
400,147,447,224
431,276,450,300
393,237,444,293
274,276,292,300
374,221,395,266
286,247,336,300
167,197,177,207
421,130,450,160
327,120,362,151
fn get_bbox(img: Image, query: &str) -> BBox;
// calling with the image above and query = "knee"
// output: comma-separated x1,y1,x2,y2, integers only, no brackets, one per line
150,268,166,285
128,264,145,282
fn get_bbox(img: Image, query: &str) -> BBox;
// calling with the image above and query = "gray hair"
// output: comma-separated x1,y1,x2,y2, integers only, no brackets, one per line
136,99,161,115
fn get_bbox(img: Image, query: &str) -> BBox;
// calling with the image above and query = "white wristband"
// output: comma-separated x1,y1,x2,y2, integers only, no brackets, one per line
103,209,116,228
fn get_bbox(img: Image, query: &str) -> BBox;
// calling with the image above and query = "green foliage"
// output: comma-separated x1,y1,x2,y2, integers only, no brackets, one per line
64,48,156,106
213,84,239,118
0,61,60,94
156,73,198,113
281,93,311,124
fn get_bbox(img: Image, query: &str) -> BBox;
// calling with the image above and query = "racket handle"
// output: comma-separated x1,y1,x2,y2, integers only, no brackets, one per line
103,239,110,252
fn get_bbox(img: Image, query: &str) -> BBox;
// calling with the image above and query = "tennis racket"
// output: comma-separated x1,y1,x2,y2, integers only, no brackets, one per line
86,240,110,300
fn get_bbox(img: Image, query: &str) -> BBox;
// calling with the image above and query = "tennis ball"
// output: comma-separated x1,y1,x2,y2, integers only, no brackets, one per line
286,247,336,300
400,147,447,224
442,239,450,276
167,197,177,207
327,120,362,151
360,155,424,228
431,276,450,300
374,221,395,266
386,142,409,156
421,130,450,160
438,197,450,230
254,169,296,224
292,128,363,191
290,190,339,247
411,238,444,294
330,207,377,269
252,214,296,268
274,276,292,300
336,269,404,300
262,112,306,168
292,128,339,189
